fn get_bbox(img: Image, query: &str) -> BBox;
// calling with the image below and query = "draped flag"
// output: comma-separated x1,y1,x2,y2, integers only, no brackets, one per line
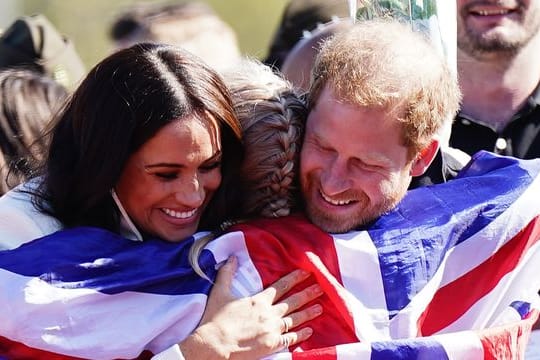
0,151,539,359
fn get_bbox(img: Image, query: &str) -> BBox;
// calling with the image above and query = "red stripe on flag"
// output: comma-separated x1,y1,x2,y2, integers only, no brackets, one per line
0,335,154,359
479,309,539,360
234,214,358,351
418,216,540,336
0,335,82,360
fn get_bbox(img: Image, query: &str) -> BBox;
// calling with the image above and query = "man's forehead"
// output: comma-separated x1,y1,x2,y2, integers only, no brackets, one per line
313,84,403,119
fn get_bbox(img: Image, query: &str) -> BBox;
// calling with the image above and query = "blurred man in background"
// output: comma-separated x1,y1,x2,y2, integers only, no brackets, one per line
109,1,241,72
264,0,348,70
451,0,540,159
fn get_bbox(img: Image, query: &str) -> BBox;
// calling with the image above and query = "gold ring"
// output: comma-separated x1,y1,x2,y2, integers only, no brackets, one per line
281,334,290,349
282,318,289,333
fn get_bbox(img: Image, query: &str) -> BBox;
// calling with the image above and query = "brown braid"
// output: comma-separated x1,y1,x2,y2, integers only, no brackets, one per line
224,59,306,218
190,60,307,278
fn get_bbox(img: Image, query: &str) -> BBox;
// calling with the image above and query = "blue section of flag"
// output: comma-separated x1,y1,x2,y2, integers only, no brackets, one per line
511,301,531,319
370,338,450,360
367,151,540,317
0,227,217,296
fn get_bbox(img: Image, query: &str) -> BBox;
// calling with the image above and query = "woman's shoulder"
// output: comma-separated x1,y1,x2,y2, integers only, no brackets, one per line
0,181,62,250
0,179,41,209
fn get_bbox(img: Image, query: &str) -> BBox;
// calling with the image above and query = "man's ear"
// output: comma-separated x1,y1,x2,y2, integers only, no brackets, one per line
410,139,439,177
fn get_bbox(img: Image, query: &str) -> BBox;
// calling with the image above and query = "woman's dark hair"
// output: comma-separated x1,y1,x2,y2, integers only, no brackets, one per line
0,69,68,195
32,43,243,233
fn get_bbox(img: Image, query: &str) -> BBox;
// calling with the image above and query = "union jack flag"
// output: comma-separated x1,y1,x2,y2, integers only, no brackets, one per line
0,151,539,359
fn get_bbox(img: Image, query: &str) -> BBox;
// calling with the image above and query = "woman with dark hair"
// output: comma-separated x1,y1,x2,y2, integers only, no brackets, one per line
0,43,320,359
36,42,241,238
0,68,68,195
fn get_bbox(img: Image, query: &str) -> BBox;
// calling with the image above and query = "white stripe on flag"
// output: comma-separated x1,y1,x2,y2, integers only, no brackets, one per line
432,330,484,360
0,268,206,358
333,231,390,341
205,230,265,298
334,341,372,359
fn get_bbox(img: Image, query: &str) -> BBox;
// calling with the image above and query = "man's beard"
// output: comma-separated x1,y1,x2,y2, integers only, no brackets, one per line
459,27,529,58
303,186,403,234
458,2,540,59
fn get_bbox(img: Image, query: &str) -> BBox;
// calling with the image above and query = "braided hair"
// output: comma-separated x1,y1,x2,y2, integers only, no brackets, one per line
190,59,307,279
225,59,307,218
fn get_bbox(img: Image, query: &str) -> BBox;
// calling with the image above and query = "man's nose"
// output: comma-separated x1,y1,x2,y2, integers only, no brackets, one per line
320,159,353,196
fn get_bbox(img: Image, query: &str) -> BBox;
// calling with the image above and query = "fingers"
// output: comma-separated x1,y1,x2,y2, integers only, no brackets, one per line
278,327,314,351
274,283,324,315
261,269,312,302
280,333,291,349
273,303,322,353
281,317,291,333
281,303,322,331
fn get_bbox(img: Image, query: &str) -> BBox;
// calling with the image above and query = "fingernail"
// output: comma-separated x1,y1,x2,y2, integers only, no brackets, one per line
298,269,310,279
310,284,323,296
304,327,313,336
227,255,237,265
312,304,323,315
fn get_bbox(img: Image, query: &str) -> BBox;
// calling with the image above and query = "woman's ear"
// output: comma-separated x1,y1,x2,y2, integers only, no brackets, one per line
410,140,440,177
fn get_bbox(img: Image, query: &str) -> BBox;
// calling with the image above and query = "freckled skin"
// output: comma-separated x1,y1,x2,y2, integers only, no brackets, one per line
300,86,419,233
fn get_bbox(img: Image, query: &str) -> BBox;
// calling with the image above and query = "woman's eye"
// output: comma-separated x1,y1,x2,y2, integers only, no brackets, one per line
201,161,221,172
155,172,178,180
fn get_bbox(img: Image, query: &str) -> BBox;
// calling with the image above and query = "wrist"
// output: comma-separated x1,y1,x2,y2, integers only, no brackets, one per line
180,325,230,360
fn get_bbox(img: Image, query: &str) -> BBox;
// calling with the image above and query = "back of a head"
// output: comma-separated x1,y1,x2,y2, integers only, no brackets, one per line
110,1,240,72
281,19,353,92
309,20,461,154
0,68,68,195
0,14,86,90
223,59,307,218
264,0,349,69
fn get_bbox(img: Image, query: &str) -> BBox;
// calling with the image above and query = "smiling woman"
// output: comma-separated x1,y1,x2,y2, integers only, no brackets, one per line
32,43,243,238
0,43,321,359
114,115,224,242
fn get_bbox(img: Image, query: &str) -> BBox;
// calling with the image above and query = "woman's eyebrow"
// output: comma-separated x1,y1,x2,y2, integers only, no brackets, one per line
144,163,183,169
144,151,222,169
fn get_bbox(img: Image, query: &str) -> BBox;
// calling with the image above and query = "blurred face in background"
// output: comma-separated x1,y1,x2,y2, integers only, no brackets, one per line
457,0,540,59
115,115,222,242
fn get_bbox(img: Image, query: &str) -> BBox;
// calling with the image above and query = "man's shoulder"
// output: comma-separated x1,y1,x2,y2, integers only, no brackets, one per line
441,146,471,174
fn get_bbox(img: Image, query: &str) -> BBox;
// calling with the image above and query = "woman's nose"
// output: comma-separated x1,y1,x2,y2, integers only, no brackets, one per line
175,175,204,208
